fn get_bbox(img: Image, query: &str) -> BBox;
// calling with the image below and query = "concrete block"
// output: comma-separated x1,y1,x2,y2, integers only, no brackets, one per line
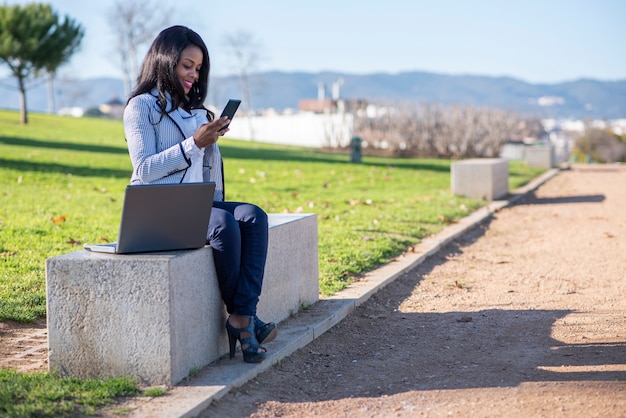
46,249,225,386
451,158,509,201
46,213,318,386
499,143,526,160
525,146,555,169
258,214,319,322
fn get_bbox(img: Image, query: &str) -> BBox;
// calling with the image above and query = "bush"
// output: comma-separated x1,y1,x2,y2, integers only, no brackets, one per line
574,128,626,163
354,101,545,158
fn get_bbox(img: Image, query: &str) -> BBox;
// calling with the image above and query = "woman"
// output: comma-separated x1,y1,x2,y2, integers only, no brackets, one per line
124,25,276,363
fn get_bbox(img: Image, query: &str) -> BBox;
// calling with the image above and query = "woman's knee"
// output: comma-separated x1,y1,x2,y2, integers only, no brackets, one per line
207,208,239,243
235,203,267,227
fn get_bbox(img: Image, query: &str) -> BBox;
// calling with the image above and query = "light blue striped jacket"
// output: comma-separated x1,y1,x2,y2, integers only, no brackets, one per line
124,91,224,201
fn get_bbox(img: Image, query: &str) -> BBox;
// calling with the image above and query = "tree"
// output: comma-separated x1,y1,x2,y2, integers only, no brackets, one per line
575,127,626,163
354,101,535,158
42,15,83,114
222,30,263,114
0,3,83,124
107,0,172,99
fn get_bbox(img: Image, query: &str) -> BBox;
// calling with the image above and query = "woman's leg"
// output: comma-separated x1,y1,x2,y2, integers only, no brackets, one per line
207,205,240,314
207,201,268,316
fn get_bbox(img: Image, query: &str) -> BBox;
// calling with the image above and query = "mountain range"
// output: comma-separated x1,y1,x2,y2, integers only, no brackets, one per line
1,71,624,120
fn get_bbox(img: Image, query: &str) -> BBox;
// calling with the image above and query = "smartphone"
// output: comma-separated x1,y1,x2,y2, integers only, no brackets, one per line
219,99,241,131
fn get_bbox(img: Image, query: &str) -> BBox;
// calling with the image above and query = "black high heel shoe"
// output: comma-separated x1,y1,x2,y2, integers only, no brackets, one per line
225,317,266,363
253,315,278,344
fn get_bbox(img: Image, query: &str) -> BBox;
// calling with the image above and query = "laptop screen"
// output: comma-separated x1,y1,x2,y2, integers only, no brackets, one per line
114,182,215,254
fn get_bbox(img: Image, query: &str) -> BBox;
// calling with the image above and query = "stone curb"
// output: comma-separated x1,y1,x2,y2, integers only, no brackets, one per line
127,168,561,418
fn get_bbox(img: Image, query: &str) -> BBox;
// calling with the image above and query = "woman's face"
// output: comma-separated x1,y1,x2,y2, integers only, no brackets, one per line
176,45,203,95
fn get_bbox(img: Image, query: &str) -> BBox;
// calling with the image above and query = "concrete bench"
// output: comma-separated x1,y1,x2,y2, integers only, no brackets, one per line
451,158,509,201
45,213,318,386
524,145,555,169
500,143,555,169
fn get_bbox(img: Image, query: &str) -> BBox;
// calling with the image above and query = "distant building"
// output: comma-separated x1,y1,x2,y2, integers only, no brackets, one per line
298,98,336,113
99,97,125,119
299,79,368,114
58,107,84,118
298,98,368,114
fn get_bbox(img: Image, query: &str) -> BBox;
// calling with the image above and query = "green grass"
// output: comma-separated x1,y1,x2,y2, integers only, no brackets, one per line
0,109,545,322
0,368,139,417
0,111,129,322
0,109,545,415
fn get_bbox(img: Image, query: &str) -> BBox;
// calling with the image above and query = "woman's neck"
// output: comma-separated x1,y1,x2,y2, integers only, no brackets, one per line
180,97,192,113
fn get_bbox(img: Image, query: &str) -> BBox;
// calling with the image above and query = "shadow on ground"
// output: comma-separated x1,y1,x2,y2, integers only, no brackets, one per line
518,191,606,205
205,216,624,416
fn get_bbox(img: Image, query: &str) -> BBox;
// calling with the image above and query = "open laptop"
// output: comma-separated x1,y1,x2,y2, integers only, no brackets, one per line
84,182,215,254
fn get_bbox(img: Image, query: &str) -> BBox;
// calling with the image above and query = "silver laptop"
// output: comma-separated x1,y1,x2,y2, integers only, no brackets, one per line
84,182,215,254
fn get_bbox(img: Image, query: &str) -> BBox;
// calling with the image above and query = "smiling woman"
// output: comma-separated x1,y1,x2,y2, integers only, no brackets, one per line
176,45,203,95
124,25,276,364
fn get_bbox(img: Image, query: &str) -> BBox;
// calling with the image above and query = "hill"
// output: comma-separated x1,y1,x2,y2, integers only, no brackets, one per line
1,71,624,119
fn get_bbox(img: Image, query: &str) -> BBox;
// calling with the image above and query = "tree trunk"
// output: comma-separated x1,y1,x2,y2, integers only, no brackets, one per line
47,73,56,114
122,72,132,101
18,76,28,125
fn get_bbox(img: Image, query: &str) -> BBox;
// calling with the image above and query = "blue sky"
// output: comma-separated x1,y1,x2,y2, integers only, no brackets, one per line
3,0,625,83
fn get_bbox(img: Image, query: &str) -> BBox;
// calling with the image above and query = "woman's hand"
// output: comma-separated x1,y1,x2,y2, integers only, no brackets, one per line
193,116,231,148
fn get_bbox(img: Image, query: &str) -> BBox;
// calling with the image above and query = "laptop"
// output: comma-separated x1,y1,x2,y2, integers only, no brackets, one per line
84,182,215,254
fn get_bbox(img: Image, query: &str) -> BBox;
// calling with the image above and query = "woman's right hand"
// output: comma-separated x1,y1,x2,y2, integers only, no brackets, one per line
193,116,231,148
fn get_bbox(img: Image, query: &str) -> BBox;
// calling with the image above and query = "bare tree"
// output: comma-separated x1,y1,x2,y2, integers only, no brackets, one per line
43,15,84,114
106,0,172,99
355,101,537,158
56,75,89,110
221,31,264,114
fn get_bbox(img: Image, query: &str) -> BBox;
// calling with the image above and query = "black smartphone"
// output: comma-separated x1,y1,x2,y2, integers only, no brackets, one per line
219,99,241,131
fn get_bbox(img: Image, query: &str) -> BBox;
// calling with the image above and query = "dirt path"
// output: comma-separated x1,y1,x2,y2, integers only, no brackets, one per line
0,319,48,373
202,166,626,418
1,166,625,417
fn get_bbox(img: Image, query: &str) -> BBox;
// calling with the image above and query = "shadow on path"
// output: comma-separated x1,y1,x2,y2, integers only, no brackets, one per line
218,219,624,407
518,191,606,205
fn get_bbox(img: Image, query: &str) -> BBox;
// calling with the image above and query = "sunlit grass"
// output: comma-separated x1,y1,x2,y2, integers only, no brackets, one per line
0,368,139,417
0,108,545,416
0,109,545,321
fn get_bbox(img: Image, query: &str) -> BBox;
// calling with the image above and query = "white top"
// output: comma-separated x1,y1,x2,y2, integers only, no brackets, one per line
181,111,206,183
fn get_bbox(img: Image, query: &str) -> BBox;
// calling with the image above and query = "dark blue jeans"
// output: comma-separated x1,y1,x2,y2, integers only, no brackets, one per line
207,201,268,317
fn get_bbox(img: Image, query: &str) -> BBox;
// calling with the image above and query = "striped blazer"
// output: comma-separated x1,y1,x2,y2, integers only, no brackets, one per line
124,91,225,201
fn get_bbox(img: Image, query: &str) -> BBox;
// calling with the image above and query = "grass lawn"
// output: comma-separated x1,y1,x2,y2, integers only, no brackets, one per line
0,109,545,416
0,109,545,322
0,368,141,417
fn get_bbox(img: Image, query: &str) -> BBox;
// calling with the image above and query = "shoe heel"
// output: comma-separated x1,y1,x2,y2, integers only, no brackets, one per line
227,328,237,359
226,316,266,363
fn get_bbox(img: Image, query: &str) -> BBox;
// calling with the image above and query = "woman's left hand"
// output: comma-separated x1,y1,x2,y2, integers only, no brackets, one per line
193,116,230,148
